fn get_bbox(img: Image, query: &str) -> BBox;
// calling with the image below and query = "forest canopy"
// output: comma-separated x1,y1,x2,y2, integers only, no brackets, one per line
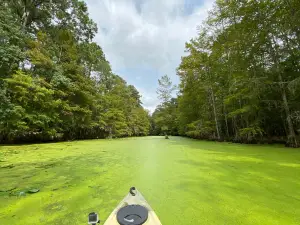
1,0,300,147
152,0,300,147
0,0,150,143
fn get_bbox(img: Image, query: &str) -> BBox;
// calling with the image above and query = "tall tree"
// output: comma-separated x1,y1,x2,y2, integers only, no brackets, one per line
152,75,178,135
153,0,300,147
156,75,176,103
0,0,150,143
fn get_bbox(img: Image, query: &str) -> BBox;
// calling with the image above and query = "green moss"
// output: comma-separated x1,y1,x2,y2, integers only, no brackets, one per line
0,137,300,225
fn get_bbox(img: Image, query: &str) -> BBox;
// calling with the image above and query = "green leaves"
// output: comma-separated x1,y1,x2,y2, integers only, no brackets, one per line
0,5,26,76
0,0,151,143
161,0,300,145
157,75,176,103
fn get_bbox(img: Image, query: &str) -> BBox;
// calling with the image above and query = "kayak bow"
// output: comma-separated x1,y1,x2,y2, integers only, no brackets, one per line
103,187,162,225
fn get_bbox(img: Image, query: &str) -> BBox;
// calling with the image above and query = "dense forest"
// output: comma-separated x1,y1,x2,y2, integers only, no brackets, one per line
0,0,150,143
1,0,300,147
152,0,300,147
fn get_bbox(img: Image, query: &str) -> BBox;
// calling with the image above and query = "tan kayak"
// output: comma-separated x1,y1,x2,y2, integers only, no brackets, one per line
103,187,162,225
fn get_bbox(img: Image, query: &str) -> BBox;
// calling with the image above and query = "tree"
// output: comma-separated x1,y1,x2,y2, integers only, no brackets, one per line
151,0,300,147
0,0,150,143
156,75,176,103
0,3,26,77
152,75,178,136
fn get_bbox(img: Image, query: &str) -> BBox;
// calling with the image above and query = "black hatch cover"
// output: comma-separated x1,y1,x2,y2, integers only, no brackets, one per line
117,205,148,225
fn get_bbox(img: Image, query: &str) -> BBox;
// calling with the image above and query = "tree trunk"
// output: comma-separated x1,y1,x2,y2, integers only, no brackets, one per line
57,46,63,63
210,87,220,140
223,102,229,138
108,126,112,138
22,9,29,30
269,36,298,147
233,116,238,140
279,73,298,147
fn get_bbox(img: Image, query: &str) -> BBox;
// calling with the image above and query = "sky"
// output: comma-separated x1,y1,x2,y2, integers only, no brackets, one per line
84,0,214,112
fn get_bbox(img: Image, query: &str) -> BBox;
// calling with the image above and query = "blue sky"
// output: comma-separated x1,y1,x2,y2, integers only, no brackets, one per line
84,0,213,112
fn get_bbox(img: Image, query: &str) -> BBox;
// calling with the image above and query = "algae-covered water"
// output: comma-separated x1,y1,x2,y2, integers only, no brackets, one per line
0,137,300,225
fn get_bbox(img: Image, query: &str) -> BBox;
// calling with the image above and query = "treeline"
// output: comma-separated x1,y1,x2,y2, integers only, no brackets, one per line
152,0,300,147
0,0,150,143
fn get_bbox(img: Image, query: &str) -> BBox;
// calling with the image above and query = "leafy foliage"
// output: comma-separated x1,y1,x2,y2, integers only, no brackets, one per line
0,0,150,143
152,0,300,147
151,75,178,136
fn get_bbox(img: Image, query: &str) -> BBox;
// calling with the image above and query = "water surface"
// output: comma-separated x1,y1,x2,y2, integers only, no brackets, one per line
0,137,299,224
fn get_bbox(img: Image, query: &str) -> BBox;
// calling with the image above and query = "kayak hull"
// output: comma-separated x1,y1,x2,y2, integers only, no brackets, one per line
103,188,162,225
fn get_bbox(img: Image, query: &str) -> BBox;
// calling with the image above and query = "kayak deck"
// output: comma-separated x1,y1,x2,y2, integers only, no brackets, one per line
103,187,162,225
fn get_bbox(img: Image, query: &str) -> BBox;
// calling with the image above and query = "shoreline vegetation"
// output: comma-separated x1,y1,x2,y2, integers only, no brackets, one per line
1,1,150,144
151,1,300,148
1,1,300,147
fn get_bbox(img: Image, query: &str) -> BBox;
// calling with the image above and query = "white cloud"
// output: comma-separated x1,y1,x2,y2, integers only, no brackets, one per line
85,0,214,111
